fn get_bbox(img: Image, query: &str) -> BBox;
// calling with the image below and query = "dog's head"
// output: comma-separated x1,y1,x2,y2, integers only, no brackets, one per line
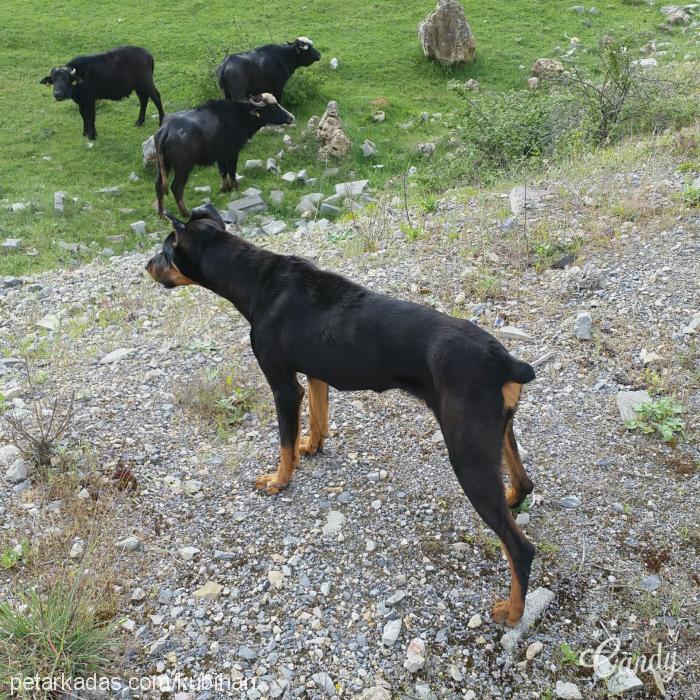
146,204,227,288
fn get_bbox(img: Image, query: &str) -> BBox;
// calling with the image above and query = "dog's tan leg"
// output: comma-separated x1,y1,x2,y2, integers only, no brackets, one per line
501,382,533,507
300,377,329,456
255,383,303,494
492,528,527,626
255,444,300,495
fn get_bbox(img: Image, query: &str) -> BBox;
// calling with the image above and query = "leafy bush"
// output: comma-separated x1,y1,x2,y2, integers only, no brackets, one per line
625,398,685,442
442,37,699,185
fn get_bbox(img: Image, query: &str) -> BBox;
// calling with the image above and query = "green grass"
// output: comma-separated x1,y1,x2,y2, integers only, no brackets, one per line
0,0,691,275
0,580,117,698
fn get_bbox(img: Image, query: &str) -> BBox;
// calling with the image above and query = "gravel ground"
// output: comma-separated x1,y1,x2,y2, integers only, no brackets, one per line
1,135,698,699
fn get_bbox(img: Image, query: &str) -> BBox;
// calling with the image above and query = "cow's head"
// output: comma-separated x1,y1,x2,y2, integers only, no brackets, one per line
291,37,321,65
146,204,227,289
40,67,83,101
248,93,295,125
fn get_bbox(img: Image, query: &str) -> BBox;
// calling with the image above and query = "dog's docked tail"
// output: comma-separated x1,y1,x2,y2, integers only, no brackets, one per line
509,357,535,384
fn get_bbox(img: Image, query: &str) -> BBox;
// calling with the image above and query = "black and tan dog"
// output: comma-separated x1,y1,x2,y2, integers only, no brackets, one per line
147,204,536,626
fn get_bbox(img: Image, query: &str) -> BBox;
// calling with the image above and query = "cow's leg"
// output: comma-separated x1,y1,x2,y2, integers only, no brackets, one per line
78,103,89,137
227,153,239,190
170,170,190,218
84,100,97,140
135,90,148,126
217,160,232,193
150,85,165,125
155,163,167,215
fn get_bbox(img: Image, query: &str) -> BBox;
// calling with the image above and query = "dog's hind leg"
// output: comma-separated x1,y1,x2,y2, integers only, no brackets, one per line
300,377,329,456
503,416,533,507
255,378,304,495
439,397,535,627
501,382,533,507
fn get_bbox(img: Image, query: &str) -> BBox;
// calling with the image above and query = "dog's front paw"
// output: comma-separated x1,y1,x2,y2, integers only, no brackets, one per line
299,435,321,456
492,599,522,627
255,473,287,495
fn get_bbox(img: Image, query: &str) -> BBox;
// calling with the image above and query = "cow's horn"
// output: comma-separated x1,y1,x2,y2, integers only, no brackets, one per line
69,67,76,75
261,93,277,105
249,95,265,108
297,36,313,47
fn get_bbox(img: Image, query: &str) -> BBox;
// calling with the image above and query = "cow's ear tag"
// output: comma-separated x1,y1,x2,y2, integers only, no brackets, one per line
249,109,261,118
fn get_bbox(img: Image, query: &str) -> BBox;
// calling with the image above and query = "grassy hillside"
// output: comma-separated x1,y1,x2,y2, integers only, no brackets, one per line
0,0,691,275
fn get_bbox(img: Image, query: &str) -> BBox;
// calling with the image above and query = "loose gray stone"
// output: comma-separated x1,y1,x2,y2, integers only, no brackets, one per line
311,672,335,695
116,535,141,552
361,139,378,157
382,618,402,646
238,644,258,660
416,142,437,157
2,239,23,250
130,221,146,236
500,587,555,652
5,458,28,484
262,220,287,236
516,512,530,527
418,0,476,65
99,348,136,365
322,510,346,536
574,312,593,340
497,326,533,342
229,194,267,215
281,171,297,183
269,190,285,206
54,191,66,212
319,203,342,217
555,681,582,699
244,159,263,170
98,186,120,194
0,446,21,469
404,637,426,672
214,550,236,560
616,390,651,422
335,180,369,198
558,495,581,509
142,136,156,166
639,574,661,592
606,668,644,695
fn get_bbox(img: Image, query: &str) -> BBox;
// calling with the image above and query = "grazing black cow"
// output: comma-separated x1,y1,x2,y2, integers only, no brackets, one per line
155,93,294,217
217,37,321,102
40,46,164,140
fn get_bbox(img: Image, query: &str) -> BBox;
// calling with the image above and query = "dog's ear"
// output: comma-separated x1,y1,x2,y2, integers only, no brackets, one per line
189,203,226,230
163,211,187,245
40,75,53,85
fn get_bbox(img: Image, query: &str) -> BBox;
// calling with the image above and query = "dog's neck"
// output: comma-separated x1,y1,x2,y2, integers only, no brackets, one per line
198,234,275,323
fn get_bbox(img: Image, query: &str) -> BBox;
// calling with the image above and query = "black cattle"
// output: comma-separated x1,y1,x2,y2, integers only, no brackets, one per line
155,93,294,217
40,46,164,140
217,37,320,101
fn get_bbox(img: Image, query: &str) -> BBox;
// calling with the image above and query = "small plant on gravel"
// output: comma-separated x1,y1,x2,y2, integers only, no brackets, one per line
1,369,75,470
0,541,27,570
178,368,257,435
625,397,685,442
559,642,579,666
680,181,700,208
511,495,532,514
0,576,117,698
538,541,560,560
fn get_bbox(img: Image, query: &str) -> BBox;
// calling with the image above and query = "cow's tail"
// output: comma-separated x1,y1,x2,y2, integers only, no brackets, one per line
156,133,169,195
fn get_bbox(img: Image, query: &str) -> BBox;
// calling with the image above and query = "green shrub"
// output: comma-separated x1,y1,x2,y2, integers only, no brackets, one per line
625,398,685,442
